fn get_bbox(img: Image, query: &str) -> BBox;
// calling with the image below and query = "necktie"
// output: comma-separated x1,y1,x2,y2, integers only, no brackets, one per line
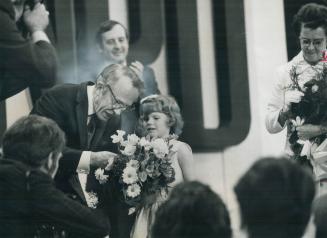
87,114,97,149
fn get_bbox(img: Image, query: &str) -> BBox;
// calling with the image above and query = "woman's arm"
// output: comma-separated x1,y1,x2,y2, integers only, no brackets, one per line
177,142,195,181
296,124,327,140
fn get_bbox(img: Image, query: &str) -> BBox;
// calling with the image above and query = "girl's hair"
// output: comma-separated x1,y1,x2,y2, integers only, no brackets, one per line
139,95,184,136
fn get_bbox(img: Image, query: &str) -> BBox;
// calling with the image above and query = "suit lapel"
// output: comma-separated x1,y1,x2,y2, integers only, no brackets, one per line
76,82,91,149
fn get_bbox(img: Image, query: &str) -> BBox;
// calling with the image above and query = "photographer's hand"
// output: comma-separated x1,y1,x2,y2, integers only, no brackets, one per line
23,3,49,33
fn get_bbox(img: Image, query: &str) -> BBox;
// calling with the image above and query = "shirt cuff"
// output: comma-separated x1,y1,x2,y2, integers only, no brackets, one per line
31,30,50,43
77,151,91,174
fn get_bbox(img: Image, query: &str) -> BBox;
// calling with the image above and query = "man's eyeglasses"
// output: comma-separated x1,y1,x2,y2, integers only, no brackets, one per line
299,37,326,48
106,84,135,112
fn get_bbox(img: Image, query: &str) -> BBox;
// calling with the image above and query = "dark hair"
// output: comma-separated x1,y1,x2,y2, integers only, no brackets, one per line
151,181,232,238
293,3,327,37
234,157,315,238
95,20,129,49
313,193,327,238
2,115,66,167
139,95,184,136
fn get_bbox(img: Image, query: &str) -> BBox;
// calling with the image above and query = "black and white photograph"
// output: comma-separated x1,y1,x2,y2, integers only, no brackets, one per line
1,0,327,237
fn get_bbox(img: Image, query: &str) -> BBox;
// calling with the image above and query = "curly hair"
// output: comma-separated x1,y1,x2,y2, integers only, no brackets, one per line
293,3,327,37
138,94,184,136
151,181,232,238
2,115,66,167
234,157,315,238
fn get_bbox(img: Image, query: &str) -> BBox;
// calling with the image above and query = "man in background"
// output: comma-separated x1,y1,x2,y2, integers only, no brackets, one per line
0,0,57,101
95,20,160,135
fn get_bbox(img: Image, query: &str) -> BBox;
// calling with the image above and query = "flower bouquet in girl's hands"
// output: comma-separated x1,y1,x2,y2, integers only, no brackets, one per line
288,64,327,163
94,130,176,215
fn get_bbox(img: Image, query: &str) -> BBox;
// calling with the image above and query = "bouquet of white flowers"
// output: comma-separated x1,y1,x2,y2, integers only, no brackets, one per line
94,130,176,214
288,64,327,164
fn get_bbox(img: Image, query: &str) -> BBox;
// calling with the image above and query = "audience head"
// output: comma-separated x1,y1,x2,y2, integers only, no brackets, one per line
313,193,327,238
151,181,232,238
139,95,184,138
93,64,143,121
96,20,129,64
2,115,66,178
234,157,315,238
293,3,327,64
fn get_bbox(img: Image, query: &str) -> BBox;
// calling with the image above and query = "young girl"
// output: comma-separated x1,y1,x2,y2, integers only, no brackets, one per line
131,94,194,238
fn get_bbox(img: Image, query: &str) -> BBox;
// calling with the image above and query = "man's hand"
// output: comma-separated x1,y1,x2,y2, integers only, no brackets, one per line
129,61,144,80
296,124,323,140
90,151,116,169
23,3,49,33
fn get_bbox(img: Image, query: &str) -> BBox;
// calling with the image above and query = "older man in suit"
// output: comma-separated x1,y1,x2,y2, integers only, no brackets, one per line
0,0,57,101
32,64,143,238
0,115,110,238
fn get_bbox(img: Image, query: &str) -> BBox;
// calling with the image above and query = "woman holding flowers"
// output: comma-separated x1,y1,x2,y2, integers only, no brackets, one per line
265,3,327,194
129,94,194,238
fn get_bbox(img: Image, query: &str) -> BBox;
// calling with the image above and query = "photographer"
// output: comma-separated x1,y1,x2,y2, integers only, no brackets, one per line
0,0,57,101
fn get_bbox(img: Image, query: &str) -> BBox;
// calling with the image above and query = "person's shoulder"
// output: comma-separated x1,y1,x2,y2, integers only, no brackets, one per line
45,83,82,97
171,140,192,154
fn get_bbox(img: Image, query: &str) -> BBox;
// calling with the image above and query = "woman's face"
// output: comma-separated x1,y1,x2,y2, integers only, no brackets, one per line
299,25,327,64
142,112,171,139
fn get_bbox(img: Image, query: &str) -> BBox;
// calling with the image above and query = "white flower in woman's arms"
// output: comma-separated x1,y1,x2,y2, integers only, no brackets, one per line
291,116,305,127
94,168,109,184
127,134,140,145
312,84,319,93
111,130,126,144
138,137,151,151
126,183,141,198
122,166,138,184
151,138,169,159
126,159,140,169
122,144,137,156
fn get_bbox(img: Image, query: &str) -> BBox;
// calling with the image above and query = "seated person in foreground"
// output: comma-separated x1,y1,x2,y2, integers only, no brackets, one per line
313,193,327,238
0,115,110,238
151,181,232,238
234,157,315,238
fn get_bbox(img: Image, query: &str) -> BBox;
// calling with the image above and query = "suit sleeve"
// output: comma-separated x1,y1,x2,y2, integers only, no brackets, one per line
0,3,57,101
265,65,287,134
31,88,83,180
143,66,160,96
32,175,110,238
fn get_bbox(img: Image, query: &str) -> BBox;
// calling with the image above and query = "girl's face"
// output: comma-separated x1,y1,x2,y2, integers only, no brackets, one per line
143,112,171,139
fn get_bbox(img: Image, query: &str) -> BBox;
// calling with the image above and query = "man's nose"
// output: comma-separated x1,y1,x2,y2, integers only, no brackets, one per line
146,117,154,125
308,42,315,50
113,40,121,48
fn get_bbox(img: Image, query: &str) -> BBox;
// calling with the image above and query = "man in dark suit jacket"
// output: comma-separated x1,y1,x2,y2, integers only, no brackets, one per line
0,0,57,101
0,115,110,238
94,19,160,135
31,64,143,238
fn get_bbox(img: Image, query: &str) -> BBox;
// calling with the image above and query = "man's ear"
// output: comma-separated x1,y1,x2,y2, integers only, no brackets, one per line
46,152,54,171
97,43,104,53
